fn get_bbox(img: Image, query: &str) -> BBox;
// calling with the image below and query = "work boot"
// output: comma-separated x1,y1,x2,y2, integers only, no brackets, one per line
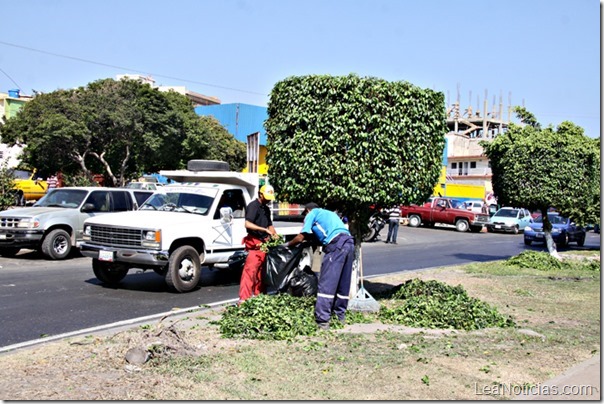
316,322,330,331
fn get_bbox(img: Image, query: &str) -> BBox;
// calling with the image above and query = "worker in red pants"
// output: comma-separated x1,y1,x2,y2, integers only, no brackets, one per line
238,185,278,303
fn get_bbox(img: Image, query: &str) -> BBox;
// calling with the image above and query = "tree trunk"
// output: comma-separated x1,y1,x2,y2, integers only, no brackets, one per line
348,217,364,297
541,209,561,260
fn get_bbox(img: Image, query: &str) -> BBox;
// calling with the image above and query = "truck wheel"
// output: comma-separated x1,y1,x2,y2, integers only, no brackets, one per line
408,215,421,227
0,247,20,257
524,239,532,246
14,192,25,206
93,259,129,285
455,219,469,232
577,235,585,247
512,226,519,235
41,229,71,260
166,245,201,292
187,160,230,172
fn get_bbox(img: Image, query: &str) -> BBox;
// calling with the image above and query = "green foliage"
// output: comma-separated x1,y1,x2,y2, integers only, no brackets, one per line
0,79,246,185
481,109,600,226
259,235,284,253
505,251,600,272
265,74,447,233
0,163,18,210
378,279,516,330
217,294,317,340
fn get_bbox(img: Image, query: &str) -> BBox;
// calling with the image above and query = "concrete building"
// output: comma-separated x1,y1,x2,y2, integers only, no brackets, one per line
0,89,30,167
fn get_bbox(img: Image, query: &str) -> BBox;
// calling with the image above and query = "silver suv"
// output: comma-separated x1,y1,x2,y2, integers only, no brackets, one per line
0,187,153,259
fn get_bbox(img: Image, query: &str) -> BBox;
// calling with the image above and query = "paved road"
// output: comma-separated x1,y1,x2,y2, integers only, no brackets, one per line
0,226,599,350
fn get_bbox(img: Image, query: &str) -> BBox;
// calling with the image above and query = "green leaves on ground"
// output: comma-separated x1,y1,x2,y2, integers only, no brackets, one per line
218,278,516,340
378,279,516,330
505,251,600,272
218,294,317,340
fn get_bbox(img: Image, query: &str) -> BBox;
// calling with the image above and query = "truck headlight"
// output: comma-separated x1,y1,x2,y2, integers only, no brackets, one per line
552,228,561,234
524,226,532,232
142,230,161,248
17,217,40,229
82,225,91,240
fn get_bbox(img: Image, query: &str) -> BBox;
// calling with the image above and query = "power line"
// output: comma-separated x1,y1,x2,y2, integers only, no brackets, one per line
0,66,22,91
0,40,267,96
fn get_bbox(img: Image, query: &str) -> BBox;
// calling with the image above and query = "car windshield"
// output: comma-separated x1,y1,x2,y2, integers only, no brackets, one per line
34,189,88,208
533,214,569,225
495,209,518,218
140,191,214,215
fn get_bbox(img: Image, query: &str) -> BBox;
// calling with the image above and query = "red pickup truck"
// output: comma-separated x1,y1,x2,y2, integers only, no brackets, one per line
401,197,489,232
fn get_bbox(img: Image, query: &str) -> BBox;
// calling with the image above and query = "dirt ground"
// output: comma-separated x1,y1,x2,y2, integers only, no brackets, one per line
0,255,599,400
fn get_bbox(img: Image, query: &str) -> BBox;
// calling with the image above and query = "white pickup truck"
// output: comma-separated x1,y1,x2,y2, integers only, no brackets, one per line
79,165,302,292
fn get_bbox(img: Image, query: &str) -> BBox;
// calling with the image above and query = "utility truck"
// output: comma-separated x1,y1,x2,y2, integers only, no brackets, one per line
79,160,302,293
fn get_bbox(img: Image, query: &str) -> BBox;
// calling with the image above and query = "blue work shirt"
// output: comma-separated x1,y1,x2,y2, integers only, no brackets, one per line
302,208,351,245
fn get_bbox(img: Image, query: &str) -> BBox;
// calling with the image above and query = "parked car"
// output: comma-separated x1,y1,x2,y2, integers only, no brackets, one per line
523,212,586,247
485,207,532,234
462,200,485,214
0,187,153,259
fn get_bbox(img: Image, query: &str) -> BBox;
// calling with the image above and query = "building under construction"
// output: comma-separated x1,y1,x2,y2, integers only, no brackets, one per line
436,89,518,204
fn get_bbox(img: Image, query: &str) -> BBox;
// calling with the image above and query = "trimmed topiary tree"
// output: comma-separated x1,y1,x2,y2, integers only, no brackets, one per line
265,74,447,291
481,107,600,258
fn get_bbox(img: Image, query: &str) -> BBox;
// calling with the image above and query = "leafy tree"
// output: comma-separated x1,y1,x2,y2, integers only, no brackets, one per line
0,79,246,185
481,107,600,258
265,74,447,284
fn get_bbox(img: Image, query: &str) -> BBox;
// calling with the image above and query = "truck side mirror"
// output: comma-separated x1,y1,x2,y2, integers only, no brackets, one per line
82,203,95,212
220,207,234,224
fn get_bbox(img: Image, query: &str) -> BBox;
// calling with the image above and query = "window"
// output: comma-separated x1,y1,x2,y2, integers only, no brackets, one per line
111,191,131,212
470,161,476,169
214,189,247,219
451,162,457,169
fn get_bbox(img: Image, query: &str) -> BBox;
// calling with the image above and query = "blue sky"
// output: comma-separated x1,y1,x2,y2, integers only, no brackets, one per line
0,0,600,137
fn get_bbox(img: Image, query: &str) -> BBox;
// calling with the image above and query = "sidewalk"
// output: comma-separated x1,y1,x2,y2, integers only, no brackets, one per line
514,354,600,400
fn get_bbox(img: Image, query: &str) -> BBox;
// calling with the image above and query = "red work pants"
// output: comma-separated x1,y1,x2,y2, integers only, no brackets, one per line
238,236,267,302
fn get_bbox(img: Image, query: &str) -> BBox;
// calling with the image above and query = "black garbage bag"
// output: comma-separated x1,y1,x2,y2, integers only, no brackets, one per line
263,244,307,294
287,266,318,297
227,251,248,271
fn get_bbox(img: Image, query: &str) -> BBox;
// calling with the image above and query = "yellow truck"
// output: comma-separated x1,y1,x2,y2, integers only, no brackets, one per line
13,169,48,206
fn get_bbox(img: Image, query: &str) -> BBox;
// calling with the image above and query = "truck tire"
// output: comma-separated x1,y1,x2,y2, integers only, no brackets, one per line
14,191,25,207
187,160,230,172
41,229,71,260
165,245,201,293
0,247,20,257
524,239,532,246
408,215,422,227
455,219,469,232
512,225,519,235
93,259,129,285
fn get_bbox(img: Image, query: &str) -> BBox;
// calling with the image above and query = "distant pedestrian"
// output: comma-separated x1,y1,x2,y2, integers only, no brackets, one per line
385,204,401,244
287,203,354,330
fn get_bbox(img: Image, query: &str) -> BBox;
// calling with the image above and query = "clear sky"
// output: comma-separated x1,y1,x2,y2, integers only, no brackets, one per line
0,0,600,137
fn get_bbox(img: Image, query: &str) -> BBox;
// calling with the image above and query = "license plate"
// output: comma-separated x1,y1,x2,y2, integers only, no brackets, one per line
495,225,501,229
0,234,6,240
98,250,114,262
536,234,544,238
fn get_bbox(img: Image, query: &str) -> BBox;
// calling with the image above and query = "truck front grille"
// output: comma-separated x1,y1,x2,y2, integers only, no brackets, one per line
0,217,22,228
89,225,143,248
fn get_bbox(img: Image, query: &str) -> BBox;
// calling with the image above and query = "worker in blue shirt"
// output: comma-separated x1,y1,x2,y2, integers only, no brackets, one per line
287,202,355,330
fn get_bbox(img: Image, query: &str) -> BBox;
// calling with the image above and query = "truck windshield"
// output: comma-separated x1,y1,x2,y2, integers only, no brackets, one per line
35,189,88,208
140,192,214,215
